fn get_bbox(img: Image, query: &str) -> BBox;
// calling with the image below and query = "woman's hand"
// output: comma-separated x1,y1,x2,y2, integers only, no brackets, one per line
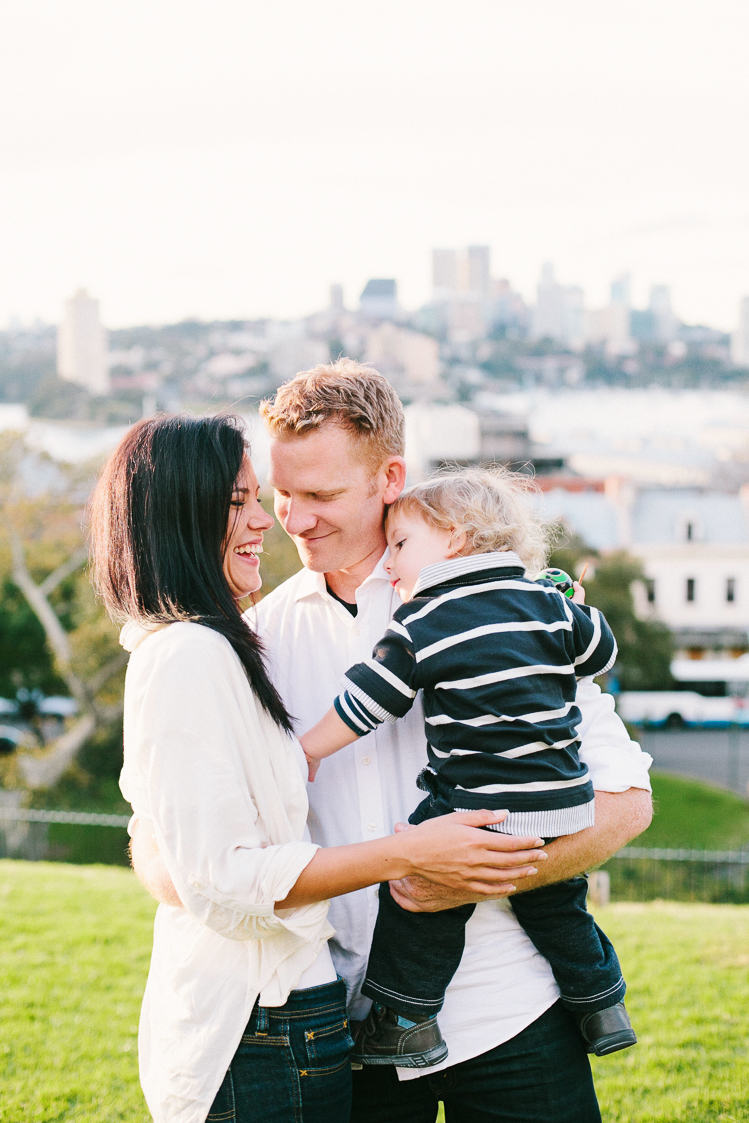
392,810,547,901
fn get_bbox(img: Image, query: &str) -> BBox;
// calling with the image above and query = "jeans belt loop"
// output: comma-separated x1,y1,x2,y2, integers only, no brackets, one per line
255,1005,269,1035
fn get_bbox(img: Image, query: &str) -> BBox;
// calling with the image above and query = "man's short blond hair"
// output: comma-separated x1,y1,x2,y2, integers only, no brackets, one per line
259,358,405,469
386,467,550,575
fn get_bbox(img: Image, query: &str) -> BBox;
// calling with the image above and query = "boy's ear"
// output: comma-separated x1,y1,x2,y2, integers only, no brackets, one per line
446,527,468,557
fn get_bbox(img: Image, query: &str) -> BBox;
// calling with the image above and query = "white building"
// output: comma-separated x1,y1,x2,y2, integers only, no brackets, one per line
364,323,440,386
531,264,585,349
537,478,749,658
403,403,480,481
649,285,678,343
585,274,634,355
57,289,109,395
731,296,749,367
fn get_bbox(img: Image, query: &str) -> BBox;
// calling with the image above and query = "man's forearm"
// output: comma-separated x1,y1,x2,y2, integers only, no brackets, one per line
510,787,652,893
389,787,652,911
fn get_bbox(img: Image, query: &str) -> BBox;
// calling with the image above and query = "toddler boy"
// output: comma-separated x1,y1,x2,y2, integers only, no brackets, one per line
301,469,636,1068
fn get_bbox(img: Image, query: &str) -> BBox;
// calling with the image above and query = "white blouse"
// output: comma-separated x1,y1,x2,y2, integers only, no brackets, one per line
119,620,335,1123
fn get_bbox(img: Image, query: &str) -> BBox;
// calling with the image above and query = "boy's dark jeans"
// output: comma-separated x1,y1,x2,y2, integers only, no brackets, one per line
207,979,353,1123
362,791,626,1020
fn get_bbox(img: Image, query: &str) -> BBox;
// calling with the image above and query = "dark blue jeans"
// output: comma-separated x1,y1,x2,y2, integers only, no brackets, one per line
350,1000,601,1122
363,791,625,1019
207,979,353,1123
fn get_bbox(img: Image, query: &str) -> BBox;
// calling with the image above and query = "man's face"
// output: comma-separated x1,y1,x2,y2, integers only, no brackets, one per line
268,424,402,574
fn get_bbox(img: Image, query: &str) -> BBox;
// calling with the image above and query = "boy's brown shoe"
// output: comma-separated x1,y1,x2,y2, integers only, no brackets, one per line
352,1004,449,1068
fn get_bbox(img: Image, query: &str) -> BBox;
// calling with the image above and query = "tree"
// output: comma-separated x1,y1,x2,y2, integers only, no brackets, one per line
0,433,127,790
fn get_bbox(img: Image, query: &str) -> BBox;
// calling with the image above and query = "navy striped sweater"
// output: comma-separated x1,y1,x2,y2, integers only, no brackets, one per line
334,551,617,837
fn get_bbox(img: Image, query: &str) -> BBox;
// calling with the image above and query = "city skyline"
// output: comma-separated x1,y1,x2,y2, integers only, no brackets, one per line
0,1,748,329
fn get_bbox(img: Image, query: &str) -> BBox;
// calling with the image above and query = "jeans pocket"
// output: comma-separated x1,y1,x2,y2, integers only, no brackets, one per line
303,1018,354,1076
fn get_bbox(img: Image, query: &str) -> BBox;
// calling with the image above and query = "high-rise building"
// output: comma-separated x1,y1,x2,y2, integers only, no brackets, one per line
649,285,677,343
329,283,344,312
432,246,490,301
465,246,491,297
532,264,585,348
731,297,749,366
360,279,398,319
57,289,109,395
432,249,458,301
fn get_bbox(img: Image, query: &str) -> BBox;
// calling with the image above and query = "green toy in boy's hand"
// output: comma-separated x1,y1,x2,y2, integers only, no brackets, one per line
535,567,576,597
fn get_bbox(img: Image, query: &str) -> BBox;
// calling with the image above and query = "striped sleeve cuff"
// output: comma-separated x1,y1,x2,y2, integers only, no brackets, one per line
334,691,384,736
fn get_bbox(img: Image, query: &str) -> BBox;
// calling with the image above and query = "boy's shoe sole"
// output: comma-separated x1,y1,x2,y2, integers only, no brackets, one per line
354,1041,449,1068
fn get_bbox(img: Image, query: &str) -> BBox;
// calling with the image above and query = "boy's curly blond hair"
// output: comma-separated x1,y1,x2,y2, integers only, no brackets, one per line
386,466,550,575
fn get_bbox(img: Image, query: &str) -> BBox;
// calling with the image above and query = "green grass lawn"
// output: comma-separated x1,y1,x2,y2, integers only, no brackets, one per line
0,860,155,1122
2,862,748,1122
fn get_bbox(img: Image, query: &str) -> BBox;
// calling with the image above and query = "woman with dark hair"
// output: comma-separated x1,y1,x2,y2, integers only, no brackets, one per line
91,414,510,1123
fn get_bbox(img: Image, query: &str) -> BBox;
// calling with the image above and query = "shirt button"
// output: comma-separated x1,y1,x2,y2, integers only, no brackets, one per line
362,756,371,765
368,822,376,832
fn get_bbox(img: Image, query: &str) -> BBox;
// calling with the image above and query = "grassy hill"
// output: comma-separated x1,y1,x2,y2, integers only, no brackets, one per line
638,771,749,850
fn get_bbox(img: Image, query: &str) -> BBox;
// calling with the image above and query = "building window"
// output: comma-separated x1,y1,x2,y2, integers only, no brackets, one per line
727,578,736,603
686,577,696,602
686,522,694,541
644,579,656,603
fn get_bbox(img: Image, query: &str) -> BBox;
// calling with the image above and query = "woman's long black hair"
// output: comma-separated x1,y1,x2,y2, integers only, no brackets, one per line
90,413,293,733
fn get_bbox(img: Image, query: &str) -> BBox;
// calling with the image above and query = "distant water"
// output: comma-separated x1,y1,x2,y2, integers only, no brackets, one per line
0,404,129,465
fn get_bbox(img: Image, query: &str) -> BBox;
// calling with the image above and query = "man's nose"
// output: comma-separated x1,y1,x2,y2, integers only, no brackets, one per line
280,499,318,537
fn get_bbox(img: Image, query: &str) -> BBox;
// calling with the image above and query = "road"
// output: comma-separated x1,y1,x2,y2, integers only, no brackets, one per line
637,728,749,799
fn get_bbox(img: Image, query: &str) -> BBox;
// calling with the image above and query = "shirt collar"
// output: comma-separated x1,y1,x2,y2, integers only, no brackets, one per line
412,551,526,598
293,550,392,603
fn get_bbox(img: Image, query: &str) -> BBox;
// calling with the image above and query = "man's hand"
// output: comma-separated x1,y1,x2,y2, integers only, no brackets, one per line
389,787,652,913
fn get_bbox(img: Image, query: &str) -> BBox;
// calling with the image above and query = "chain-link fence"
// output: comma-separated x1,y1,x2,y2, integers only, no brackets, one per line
2,808,749,902
602,847,749,904
0,806,131,865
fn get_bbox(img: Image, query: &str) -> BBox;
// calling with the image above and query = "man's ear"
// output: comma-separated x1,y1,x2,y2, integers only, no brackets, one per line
446,527,468,557
381,457,407,504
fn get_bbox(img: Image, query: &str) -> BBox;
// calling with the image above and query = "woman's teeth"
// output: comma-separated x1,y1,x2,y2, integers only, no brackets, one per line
235,545,262,555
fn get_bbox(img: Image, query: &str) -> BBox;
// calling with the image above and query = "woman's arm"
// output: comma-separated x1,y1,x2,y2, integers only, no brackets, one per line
130,810,550,910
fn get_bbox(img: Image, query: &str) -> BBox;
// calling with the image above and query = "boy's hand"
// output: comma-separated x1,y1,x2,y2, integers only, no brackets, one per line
304,750,322,782
572,581,586,604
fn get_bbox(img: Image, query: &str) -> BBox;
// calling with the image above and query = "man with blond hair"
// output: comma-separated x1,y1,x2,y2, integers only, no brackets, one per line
134,359,652,1122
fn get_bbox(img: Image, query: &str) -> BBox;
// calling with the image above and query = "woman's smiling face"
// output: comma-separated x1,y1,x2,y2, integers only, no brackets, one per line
223,456,274,598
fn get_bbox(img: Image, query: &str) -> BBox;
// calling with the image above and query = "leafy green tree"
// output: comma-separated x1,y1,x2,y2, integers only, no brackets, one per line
548,534,673,691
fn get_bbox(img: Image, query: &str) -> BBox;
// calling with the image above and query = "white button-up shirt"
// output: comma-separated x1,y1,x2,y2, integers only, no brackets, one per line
253,554,652,1078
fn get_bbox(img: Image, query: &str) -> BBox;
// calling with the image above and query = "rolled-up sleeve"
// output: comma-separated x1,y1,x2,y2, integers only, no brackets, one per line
576,677,653,793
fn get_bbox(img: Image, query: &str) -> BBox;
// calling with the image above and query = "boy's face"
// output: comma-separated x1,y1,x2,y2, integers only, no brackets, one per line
384,512,455,601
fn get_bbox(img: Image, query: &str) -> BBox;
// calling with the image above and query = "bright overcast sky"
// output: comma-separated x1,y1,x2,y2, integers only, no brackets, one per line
0,0,747,329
